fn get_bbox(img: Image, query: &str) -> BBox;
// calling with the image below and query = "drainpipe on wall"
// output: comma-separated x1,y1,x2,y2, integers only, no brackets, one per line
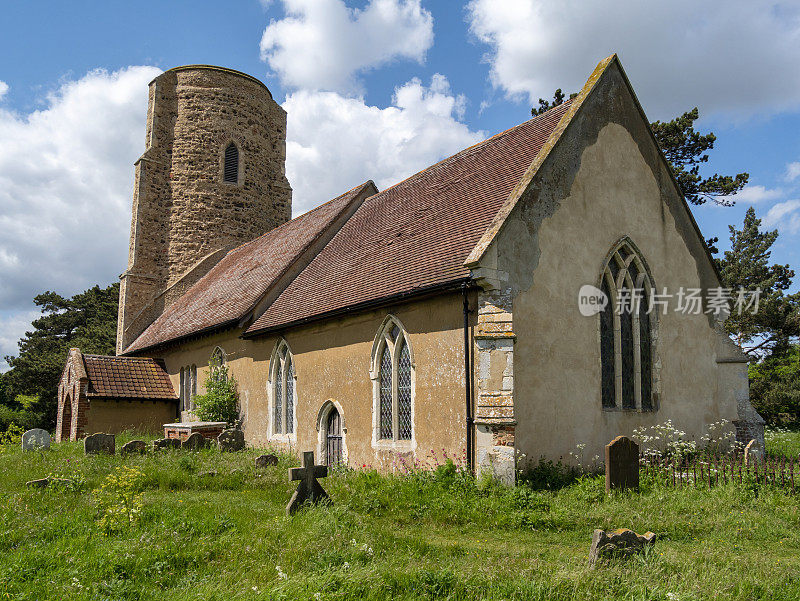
462,282,474,474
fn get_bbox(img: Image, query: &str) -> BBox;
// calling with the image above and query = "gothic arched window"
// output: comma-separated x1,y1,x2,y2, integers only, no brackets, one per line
223,142,239,184
372,316,414,442
271,340,295,436
599,239,655,411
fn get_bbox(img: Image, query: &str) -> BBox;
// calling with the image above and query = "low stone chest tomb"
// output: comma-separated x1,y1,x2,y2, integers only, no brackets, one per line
84,432,115,455
22,429,50,451
589,528,656,566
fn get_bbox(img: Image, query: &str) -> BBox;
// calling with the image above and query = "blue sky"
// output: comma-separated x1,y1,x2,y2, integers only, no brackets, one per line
1,0,799,369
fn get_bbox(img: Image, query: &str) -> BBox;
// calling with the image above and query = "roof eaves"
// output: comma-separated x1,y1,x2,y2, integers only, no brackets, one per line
464,54,617,268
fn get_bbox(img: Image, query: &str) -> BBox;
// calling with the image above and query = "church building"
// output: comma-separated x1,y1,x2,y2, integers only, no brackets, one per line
56,55,763,482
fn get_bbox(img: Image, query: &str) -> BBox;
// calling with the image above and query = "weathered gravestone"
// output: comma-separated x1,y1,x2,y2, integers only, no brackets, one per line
744,439,763,467
153,438,181,451
605,435,639,493
182,432,210,451
217,429,245,452
589,528,656,566
84,432,115,455
287,451,330,515
21,429,50,451
255,454,279,468
120,440,147,456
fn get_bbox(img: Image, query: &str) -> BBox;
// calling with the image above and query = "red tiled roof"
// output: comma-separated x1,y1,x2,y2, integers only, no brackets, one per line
125,182,373,352
83,355,177,399
246,102,572,334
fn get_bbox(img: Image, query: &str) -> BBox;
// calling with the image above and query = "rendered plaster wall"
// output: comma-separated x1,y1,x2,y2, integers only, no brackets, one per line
149,292,474,470
489,62,742,466
86,400,178,435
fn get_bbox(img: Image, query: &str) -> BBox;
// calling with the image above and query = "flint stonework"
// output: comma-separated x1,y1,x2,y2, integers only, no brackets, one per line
589,528,656,566
255,454,279,468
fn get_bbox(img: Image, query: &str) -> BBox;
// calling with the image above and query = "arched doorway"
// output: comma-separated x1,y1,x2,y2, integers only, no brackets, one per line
61,395,73,441
326,408,343,466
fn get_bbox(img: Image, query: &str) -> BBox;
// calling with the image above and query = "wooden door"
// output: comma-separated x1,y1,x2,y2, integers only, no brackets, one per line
326,409,342,466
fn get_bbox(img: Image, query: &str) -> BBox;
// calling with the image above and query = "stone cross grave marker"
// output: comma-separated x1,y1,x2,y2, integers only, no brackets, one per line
287,451,330,515
605,435,639,493
22,429,50,451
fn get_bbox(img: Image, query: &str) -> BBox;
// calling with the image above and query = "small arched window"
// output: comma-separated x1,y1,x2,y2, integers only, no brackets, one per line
223,142,239,184
599,239,655,411
211,347,226,367
372,316,414,442
271,340,295,436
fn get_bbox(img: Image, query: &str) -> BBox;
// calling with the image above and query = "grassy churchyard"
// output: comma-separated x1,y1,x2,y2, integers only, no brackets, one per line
1,431,800,601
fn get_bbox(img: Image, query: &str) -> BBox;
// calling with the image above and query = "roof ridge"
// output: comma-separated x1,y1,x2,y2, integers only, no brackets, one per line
224,180,376,257
372,100,574,199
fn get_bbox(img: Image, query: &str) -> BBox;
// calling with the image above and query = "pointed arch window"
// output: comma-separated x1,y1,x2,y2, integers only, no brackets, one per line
223,142,239,184
372,317,414,442
599,239,655,411
271,340,295,436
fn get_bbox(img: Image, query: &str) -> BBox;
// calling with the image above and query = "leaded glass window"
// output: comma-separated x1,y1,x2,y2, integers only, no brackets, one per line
599,240,655,411
374,317,415,442
271,341,296,436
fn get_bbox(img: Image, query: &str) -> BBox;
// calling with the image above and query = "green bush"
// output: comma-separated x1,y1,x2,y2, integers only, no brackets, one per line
193,362,240,425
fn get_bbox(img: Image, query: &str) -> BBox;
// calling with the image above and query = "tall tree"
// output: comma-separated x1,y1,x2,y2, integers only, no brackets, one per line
3,283,119,429
532,92,748,205
716,208,800,356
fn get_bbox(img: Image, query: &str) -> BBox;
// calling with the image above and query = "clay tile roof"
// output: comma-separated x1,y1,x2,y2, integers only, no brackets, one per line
125,182,373,353
82,355,177,400
246,102,573,334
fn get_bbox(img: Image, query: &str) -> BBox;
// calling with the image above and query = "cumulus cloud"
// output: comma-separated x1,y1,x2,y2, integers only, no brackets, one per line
726,185,784,205
0,81,8,101
260,0,433,92
284,73,485,213
786,161,800,182
0,66,160,314
0,310,38,370
763,199,800,234
467,0,800,119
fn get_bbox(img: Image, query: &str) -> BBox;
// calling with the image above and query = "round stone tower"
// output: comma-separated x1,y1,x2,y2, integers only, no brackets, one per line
118,65,292,353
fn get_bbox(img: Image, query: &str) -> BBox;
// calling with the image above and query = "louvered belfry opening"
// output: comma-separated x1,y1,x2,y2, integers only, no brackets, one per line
223,143,239,183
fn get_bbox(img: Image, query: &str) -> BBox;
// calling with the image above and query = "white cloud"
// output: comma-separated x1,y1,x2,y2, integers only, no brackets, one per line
726,185,784,205
763,199,800,234
786,161,800,182
284,73,485,213
0,81,8,101
0,311,38,371
260,0,433,92
0,66,160,314
467,0,800,119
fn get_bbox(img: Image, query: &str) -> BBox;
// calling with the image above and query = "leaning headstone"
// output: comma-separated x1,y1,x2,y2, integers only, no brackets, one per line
217,429,245,452
120,440,147,456
287,451,330,515
26,477,51,488
84,432,115,455
182,432,210,451
744,439,764,466
605,435,639,493
255,454,279,468
589,528,656,566
153,438,181,451
22,428,50,451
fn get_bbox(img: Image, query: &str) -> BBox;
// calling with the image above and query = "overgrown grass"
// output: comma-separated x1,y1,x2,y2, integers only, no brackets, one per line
1,433,799,600
765,427,800,459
